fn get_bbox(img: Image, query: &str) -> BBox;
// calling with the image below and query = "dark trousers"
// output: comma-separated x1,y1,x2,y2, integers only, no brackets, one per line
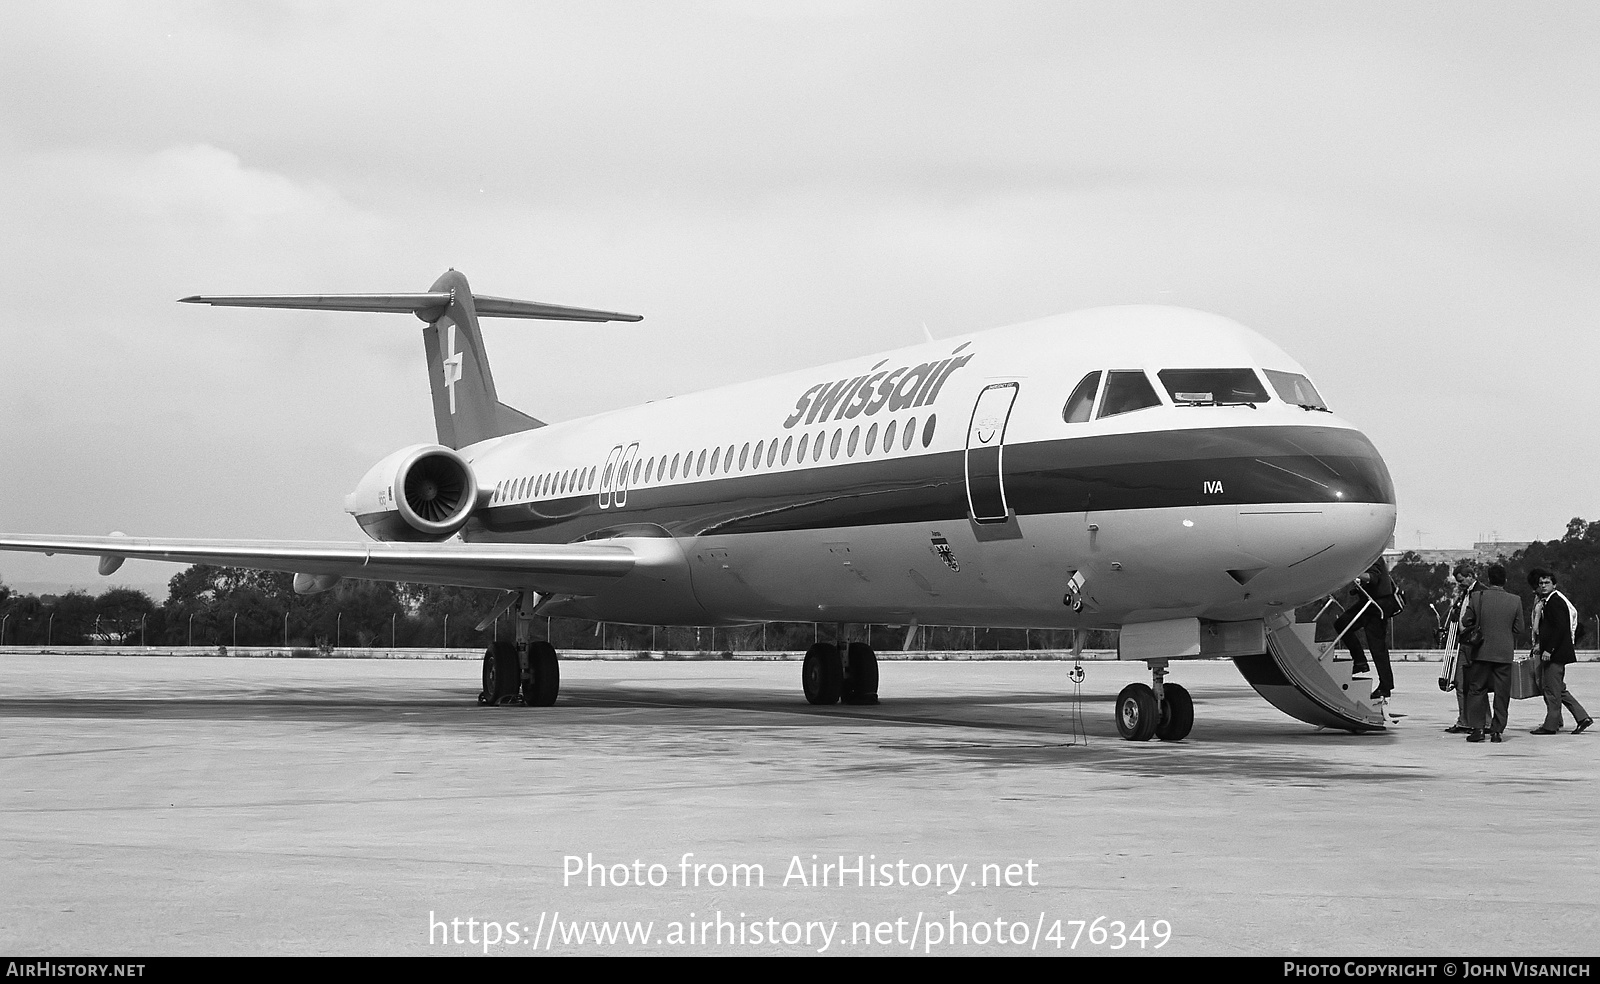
1466,660,1512,734
1335,606,1394,692
1539,660,1591,731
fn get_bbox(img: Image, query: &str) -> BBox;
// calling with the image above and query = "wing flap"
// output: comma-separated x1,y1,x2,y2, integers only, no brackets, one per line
0,534,636,594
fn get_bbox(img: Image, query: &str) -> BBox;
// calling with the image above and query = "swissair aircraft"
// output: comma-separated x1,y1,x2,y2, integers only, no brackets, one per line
0,270,1397,740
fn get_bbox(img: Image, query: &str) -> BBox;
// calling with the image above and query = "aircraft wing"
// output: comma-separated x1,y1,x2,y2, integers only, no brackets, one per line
0,534,637,595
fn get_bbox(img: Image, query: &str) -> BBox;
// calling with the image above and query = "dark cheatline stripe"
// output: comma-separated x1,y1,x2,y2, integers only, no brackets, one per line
464,425,1393,543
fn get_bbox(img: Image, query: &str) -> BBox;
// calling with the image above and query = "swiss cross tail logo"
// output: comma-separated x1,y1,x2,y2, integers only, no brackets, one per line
441,323,464,414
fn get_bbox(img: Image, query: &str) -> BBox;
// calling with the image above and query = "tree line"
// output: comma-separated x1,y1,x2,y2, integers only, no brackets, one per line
6,517,1598,652
0,565,1114,652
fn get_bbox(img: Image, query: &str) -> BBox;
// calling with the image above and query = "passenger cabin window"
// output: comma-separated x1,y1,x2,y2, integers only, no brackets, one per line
1098,370,1162,418
1158,368,1269,406
1062,372,1100,423
1264,369,1329,411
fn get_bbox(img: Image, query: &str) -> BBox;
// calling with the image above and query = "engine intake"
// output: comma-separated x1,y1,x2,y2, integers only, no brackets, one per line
345,444,480,542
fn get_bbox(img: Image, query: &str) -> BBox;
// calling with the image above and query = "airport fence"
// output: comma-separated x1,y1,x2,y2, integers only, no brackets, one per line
4,646,1598,662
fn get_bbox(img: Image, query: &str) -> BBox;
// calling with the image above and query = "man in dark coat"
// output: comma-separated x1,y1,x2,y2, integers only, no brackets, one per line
1443,566,1483,734
1460,564,1524,743
1528,569,1592,735
1333,556,1400,699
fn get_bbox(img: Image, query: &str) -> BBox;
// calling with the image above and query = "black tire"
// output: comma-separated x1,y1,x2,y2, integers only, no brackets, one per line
1116,683,1159,741
842,642,880,704
1155,683,1194,742
523,641,560,707
483,642,521,705
802,643,843,705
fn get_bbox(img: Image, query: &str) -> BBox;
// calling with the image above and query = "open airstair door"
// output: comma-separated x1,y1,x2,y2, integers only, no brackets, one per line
1234,614,1387,732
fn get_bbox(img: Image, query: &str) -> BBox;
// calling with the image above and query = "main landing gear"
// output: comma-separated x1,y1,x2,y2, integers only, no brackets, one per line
1115,661,1193,741
802,641,879,706
478,592,560,707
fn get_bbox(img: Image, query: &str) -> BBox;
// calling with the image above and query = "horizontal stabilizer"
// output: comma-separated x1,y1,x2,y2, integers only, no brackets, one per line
180,292,642,323
475,294,642,322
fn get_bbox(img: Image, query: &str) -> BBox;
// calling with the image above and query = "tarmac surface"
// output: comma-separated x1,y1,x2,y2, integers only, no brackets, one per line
2,653,1596,957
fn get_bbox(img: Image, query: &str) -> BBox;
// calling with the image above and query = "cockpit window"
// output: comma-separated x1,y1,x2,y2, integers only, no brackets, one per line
1264,369,1329,411
1157,368,1269,406
1098,370,1162,418
1062,371,1100,423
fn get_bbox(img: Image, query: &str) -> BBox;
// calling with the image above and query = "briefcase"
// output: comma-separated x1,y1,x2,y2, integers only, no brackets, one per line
1510,655,1543,700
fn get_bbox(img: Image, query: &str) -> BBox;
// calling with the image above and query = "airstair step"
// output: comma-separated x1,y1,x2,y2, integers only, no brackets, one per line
1232,615,1387,733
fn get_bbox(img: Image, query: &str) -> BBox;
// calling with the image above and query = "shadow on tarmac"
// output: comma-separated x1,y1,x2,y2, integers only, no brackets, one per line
0,674,1413,785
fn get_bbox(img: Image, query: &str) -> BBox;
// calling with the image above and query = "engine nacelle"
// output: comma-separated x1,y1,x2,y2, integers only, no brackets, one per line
344,444,480,542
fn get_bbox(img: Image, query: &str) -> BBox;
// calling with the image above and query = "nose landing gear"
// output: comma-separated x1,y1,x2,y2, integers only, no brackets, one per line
1115,661,1193,741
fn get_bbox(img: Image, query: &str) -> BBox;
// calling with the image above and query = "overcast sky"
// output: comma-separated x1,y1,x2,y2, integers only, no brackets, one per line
2,1,1597,596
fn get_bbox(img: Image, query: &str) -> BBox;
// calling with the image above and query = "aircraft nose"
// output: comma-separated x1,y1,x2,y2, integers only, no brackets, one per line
1232,424,1396,605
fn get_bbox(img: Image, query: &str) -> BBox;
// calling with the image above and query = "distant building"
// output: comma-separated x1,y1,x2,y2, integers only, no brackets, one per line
1385,548,1476,568
1473,540,1533,560
1383,541,1536,570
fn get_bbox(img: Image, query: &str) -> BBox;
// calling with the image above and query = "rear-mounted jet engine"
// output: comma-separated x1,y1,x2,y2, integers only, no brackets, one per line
344,444,480,542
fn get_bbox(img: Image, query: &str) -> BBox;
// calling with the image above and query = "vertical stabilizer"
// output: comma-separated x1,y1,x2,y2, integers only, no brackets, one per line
421,270,520,449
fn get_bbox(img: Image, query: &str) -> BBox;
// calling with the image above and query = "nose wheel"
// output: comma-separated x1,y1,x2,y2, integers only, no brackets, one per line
1116,684,1159,740
1157,682,1194,741
1115,663,1194,741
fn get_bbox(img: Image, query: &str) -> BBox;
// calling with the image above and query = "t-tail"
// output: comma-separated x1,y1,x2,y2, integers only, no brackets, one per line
180,269,642,449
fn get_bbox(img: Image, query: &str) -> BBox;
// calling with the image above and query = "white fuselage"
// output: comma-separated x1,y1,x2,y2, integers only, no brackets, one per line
449,306,1396,629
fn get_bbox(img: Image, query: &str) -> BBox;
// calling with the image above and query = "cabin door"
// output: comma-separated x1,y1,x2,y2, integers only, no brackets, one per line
964,382,1019,523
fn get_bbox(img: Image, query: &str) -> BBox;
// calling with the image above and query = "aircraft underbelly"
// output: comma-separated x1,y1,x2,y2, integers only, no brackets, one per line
662,501,1386,627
